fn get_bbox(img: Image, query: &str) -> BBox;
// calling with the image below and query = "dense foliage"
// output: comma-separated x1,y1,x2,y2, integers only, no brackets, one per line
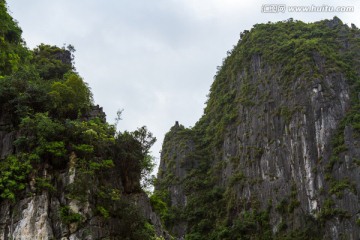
0,2,159,239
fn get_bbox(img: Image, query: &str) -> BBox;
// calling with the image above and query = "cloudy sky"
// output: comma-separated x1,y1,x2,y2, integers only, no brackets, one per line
7,0,360,174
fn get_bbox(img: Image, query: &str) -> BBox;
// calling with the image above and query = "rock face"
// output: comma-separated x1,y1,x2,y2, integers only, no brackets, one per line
82,105,107,123
156,18,360,239
0,111,15,160
0,143,169,240
0,106,169,239
0,2,170,239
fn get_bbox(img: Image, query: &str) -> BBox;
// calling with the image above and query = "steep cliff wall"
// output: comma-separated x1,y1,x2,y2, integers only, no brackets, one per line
156,17,360,240
0,152,167,239
0,2,169,239
0,85,169,240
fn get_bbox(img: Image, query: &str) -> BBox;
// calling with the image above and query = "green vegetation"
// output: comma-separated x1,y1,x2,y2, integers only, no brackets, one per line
0,155,31,201
0,17,154,200
150,190,170,224
34,177,56,192
96,205,110,219
329,178,356,198
60,206,83,224
0,0,28,75
48,72,92,119
317,199,350,224
0,2,160,239
32,44,74,80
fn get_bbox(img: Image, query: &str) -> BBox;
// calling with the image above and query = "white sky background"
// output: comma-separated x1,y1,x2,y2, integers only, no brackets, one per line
7,0,360,176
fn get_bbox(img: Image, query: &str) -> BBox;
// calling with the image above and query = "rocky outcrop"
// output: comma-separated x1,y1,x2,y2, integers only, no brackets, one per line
0,131,15,160
157,123,193,238
2,194,54,240
0,105,169,239
0,151,170,240
0,1,170,238
130,193,172,239
156,17,360,239
82,105,107,123
0,111,15,160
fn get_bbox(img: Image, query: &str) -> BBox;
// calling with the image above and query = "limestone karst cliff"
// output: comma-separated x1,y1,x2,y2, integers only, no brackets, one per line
154,17,360,239
3,1,360,239
0,2,169,239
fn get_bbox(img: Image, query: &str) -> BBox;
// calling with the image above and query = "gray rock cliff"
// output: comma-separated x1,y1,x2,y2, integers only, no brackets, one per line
0,117,170,240
156,17,360,240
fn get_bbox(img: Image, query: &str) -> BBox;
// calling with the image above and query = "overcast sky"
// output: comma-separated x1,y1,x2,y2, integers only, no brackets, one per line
7,0,360,175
